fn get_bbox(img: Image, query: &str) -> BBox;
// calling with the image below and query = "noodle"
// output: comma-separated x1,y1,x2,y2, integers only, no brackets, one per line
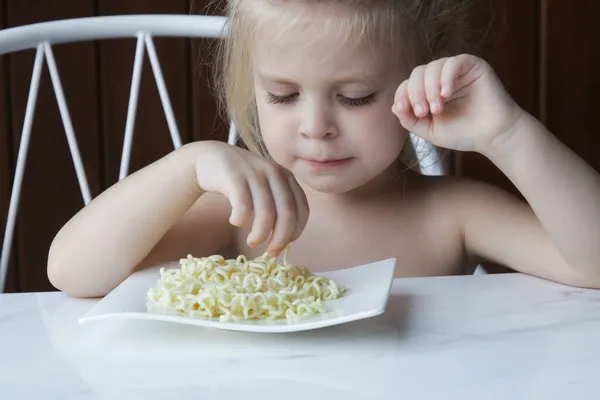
146,249,344,322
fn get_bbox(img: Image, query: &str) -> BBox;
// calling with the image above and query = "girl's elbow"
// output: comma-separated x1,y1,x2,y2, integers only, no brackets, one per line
559,265,600,290
47,253,108,298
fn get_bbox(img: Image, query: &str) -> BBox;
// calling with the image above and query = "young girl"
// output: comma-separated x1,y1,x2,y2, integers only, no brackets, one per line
48,0,600,298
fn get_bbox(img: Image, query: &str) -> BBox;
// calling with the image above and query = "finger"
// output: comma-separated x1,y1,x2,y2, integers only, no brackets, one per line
424,58,449,115
393,79,412,113
228,178,253,227
392,80,418,128
393,79,432,139
407,65,429,118
246,174,277,247
440,54,480,100
287,172,309,242
265,169,298,256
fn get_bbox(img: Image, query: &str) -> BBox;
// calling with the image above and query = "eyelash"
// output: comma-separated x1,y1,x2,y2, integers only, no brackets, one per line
265,92,377,107
340,93,377,107
265,92,298,104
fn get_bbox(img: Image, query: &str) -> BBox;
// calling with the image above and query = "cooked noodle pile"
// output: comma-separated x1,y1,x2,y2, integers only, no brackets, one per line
146,250,344,322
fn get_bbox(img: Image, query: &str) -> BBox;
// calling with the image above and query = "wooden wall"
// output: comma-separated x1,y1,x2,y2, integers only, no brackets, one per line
0,1,598,292
459,0,600,193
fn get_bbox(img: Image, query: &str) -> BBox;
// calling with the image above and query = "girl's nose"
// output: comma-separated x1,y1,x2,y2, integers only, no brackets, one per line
298,101,338,139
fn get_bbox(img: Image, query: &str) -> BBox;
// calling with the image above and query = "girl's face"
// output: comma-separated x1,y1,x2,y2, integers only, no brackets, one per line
253,10,409,195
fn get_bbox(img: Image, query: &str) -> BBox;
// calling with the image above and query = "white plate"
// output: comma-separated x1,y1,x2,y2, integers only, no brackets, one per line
79,258,396,333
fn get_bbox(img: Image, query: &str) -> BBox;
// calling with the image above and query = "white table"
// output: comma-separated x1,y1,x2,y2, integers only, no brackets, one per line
1,272,599,399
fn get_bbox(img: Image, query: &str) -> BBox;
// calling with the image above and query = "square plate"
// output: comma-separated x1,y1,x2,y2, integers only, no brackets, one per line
79,258,396,333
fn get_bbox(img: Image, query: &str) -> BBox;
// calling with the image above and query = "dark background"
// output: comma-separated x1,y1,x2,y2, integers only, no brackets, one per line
1,0,598,292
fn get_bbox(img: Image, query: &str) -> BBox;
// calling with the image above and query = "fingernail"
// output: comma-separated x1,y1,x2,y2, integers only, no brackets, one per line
268,246,281,257
441,86,452,97
430,100,440,113
413,103,424,116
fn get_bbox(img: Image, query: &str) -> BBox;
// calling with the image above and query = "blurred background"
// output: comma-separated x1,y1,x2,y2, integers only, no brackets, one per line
1,0,598,293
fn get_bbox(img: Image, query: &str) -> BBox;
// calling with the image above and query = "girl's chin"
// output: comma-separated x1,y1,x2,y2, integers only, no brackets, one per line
296,173,376,195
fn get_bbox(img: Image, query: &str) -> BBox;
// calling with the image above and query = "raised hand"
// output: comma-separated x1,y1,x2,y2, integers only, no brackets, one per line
392,54,524,155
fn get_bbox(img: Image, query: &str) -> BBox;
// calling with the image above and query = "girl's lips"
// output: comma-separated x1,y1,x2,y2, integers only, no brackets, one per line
305,158,353,169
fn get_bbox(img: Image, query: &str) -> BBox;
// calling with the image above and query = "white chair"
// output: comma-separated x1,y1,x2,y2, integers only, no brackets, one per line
0,15,238,292
0,14,452,293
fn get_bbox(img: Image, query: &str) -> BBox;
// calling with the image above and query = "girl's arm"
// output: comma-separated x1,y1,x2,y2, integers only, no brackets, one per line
48,140,308,297
393,54,600,287
47,143,233,297
465,113,600,286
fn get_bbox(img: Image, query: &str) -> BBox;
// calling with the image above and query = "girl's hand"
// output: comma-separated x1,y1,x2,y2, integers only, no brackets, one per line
191,141,309,256
392,54,524,155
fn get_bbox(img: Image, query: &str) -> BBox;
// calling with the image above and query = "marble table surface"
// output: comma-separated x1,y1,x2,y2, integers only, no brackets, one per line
1,272,599,399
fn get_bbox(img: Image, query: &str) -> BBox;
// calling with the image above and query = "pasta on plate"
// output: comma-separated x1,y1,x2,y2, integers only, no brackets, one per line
146,250,345,323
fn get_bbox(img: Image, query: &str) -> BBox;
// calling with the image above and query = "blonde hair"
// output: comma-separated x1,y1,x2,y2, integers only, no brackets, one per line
211,0,477,158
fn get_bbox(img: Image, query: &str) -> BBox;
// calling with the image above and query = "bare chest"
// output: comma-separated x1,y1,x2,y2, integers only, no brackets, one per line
233,203,466,278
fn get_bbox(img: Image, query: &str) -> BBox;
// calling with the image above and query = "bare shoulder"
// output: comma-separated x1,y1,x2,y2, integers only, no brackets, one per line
413,174,583,284
414,173,532,246
414,173,525,212
407,173,531,273
398,173,510,274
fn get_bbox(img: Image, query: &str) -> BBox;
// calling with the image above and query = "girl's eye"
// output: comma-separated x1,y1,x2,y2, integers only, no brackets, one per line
265,92,298,104
264,92,377,106
338,93,377,107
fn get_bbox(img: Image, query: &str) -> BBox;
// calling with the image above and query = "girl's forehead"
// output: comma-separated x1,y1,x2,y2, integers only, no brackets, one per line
254,47,388,83
249,2,404,80
253,10,386,71
256,9,345,49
